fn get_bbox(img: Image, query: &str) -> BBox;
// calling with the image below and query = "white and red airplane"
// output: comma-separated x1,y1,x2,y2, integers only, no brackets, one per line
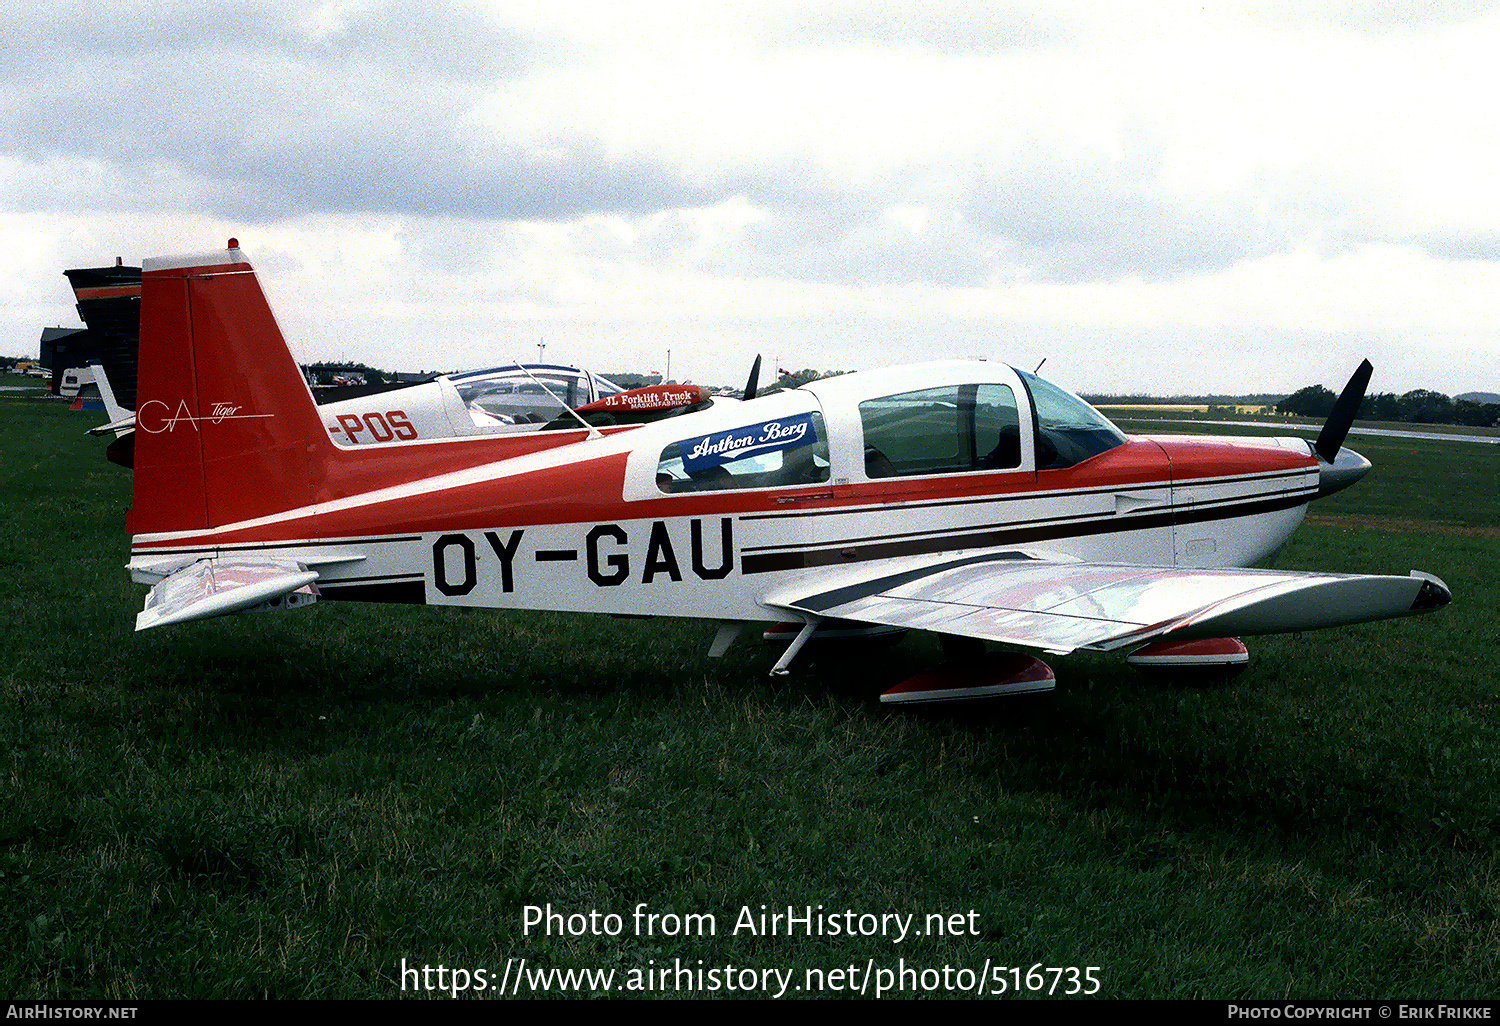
315,362,639,445
89,354,703,467
124,243,1451,702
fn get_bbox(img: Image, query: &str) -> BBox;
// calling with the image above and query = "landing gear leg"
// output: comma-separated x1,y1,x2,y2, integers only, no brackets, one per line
940,634,986,665
769,616,822,676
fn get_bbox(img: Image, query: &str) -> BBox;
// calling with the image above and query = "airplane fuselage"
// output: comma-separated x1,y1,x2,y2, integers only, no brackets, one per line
128,360,1320,626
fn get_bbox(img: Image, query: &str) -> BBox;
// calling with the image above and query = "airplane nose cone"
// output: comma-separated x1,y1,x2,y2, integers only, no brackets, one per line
1317,445,1372,498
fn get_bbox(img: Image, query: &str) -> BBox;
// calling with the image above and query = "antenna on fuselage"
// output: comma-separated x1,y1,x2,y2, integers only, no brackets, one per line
1034,358,1047,374
743,354,762,401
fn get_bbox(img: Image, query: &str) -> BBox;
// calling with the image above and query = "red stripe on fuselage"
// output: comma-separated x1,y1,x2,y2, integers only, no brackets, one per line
306,425,636,504
131,434,1316,554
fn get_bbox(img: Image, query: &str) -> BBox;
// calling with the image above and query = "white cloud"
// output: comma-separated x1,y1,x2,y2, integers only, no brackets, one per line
2,1,1498,395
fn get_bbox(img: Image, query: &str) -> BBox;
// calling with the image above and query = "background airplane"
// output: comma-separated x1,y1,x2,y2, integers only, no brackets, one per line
122,243,1451,702
90,356,705,467
317,363,628,445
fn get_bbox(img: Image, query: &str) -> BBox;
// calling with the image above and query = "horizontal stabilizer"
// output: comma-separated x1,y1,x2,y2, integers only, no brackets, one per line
87,415,137,437
764,551,1451,655
136,558,319,631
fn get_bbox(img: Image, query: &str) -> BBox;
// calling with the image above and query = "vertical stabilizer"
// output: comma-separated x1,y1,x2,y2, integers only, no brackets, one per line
90,362,132,431
129,244,328,535
63,261,141,410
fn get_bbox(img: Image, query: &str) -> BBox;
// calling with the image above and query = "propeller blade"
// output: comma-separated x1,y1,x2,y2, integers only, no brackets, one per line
744,354,762,401
1314,359,1373,463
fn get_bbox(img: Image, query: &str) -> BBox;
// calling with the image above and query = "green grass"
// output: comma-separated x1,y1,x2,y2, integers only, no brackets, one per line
2,398,1497,999
1,373,50,394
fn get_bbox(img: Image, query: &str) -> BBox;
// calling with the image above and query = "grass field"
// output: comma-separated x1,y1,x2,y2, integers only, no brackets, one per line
1,395,1497,1000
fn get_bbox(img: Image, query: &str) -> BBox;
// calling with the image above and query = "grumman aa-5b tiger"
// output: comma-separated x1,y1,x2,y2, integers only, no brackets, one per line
124,243,1451,703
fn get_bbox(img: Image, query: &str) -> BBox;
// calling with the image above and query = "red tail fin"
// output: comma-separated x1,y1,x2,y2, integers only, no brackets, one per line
128,244,328,534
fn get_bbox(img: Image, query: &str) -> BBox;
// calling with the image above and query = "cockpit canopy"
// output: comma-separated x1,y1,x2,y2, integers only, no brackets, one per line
451,365,623,424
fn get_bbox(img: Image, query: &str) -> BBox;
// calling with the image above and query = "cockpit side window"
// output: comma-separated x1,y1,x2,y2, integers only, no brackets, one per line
859,384,1021,478
1015,369,1126,469
657,412,830,492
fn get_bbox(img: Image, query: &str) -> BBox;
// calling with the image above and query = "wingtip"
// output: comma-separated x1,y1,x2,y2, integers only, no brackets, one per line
1409,571,1452,611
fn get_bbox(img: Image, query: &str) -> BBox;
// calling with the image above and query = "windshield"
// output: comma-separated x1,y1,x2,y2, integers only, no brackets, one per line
1016,369,1126,469
589,373,624,397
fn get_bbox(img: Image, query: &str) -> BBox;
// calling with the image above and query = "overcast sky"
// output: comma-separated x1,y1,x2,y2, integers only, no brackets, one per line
4,0,1498,396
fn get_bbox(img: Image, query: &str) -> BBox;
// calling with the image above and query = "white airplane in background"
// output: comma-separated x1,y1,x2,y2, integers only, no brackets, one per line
93,355,706,465
82,363,141,467
58,365,97,400
316,363,640,445
122,242,1451,703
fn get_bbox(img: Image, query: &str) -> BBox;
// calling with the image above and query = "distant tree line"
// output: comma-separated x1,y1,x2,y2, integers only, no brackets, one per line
602,373,664,389
600,368,848,392
1082,393,1286,406
775,368,846,389
1278,385,1498,427
304,362,389,385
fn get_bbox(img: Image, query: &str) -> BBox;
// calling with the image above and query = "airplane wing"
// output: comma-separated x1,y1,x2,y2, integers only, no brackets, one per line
763,551,1451,655
136,557,320,631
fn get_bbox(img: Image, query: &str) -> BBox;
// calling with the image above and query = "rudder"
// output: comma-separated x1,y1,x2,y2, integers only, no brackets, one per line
128,242,328,535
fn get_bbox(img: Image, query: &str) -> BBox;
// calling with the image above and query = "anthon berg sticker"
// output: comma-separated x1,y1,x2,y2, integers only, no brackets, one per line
679,414,817,472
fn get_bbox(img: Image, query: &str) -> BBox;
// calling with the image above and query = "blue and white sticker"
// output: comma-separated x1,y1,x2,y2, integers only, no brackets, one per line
680,413,818,472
